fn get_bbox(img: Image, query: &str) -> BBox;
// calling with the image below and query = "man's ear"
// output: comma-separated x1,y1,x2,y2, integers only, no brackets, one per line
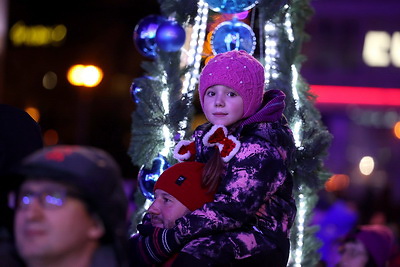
88,214,105,239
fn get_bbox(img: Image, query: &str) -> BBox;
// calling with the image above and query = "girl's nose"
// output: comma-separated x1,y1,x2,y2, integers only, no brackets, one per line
214,94,225,107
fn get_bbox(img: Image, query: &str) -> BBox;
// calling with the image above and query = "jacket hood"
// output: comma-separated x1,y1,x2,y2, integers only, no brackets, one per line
239,89,286,128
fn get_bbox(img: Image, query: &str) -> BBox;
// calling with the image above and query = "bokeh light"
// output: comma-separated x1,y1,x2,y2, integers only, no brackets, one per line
325,174,350,192
81,65,103,87
9,21,67,46
394,121,400,139
359,156,375,175
67,64,85,85
43,71,58,89
51,24,67,42
24,106,40,122
43,129,59,146
67,64,103,87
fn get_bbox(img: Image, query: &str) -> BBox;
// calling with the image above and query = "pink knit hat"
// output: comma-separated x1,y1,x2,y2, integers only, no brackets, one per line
198,50,265,119
356,225,394,267
153,162,215,211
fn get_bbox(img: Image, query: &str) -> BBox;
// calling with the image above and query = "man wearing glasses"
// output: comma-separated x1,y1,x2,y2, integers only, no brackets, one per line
10,145,130,267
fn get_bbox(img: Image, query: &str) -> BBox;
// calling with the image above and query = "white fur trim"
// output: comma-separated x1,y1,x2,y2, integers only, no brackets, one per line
173,140,194,162
203,125,241,162
221,134,240,162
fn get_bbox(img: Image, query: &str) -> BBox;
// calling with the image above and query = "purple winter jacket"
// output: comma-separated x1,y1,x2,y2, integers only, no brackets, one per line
173,90,297,261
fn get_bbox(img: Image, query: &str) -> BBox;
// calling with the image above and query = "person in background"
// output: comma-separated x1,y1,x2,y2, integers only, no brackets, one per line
134,50,297,266
337,224,395,267
11,145,130,267
0,104,43,267
130,161,215,266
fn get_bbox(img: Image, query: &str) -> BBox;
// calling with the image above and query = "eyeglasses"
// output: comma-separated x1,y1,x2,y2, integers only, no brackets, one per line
9,189,80,210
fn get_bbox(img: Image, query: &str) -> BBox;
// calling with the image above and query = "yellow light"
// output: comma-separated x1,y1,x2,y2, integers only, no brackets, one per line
394,121,400,139
81,65,103,87
31,25,49,46
359,156,375,176
67,64,85,86
51,25,67,42
24,106,40,122
9,21,67,47
67,64,103,87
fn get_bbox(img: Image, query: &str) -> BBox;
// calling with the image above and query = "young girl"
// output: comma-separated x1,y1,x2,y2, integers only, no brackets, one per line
135,50,297,266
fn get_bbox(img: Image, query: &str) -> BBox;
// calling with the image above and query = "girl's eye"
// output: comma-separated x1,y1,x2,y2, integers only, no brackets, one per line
206,91,215,96
227,92,237,97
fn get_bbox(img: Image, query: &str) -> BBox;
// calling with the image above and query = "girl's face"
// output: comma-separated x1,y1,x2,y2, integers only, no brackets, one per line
203,85,244,126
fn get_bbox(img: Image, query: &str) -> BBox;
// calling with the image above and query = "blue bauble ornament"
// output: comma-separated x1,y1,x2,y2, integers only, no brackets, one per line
129,82,142,103
211,20,256,55
205,0,258,14
155,20,186,52
138,155,170,200
133,15,166,58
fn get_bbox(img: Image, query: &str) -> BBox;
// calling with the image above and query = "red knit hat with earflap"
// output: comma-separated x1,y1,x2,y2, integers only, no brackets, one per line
153,162,215,211
198,50,265,119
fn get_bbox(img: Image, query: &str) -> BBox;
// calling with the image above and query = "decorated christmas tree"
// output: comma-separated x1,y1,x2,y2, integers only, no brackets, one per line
128,0,332,265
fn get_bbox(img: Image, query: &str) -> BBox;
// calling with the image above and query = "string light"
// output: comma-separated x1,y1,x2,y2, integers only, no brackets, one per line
182,0,208,96
293,190,306,267
262,8,308,265
284,6,309,266
158,67,174,156
160,124,173,160
263,21,278,83
291,65,302,148
161,90,169,115
284,5,294,42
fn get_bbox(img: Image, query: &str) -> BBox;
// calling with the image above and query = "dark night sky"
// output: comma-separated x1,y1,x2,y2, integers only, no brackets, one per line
4,0,162,177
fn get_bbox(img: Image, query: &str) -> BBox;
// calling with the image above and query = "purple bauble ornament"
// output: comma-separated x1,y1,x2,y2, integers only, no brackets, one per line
155,20,186,52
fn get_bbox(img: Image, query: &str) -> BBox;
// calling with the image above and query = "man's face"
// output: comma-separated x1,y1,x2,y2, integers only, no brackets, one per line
14,180,104,264
148,189,190,229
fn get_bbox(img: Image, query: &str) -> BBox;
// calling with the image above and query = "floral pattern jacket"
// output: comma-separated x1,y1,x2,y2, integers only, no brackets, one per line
173,89,297,261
